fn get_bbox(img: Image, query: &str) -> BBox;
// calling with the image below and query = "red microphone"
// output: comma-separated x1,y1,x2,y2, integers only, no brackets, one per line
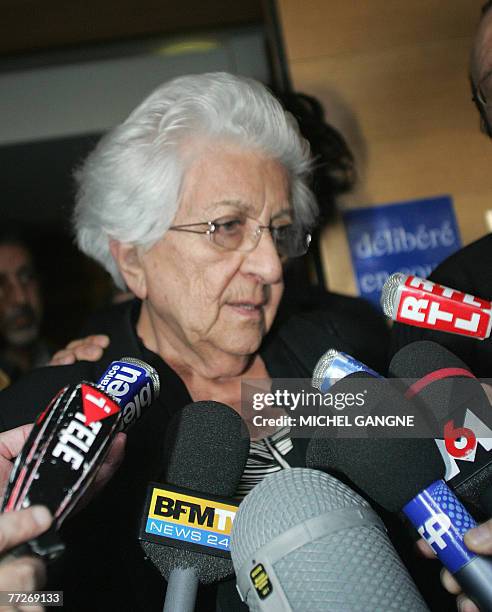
381,273,492,340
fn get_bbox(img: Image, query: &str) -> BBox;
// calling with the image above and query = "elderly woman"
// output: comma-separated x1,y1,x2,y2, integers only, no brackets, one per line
0,73,388,611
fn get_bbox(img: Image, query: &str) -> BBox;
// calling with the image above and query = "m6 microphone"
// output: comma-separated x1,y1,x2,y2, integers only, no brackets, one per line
230,467,428,611
306,386,492,612
138,400,250,612
1,357,159,559
389,340,492,515
381,273,492,340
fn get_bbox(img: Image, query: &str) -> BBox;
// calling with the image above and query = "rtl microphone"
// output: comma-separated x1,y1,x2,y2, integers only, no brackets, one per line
230,467,428,611
381,273,492,339
306,382,492,612
389,340,492,515
138,400,250,612
1,357,159,559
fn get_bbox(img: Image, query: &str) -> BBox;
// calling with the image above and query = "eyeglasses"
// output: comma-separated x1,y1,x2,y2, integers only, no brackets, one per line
168,214,311,258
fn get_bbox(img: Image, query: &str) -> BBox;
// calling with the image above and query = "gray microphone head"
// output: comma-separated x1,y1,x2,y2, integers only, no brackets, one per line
231,468,427,612
311,349,338,390
380,272,406,317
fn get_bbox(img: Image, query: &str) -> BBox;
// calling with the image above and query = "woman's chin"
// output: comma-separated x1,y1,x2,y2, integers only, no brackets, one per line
214,330,264,360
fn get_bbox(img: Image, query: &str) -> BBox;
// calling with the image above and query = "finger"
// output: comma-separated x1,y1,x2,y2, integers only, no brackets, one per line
66,335,109,350
456,594,480,612
0,508,52,554
88,334,110,348
72,344,104,362
0,425,34,461
464,520,492,554
440,567,462,595
49,350,76,366
415,538,436,559
0,555,46,594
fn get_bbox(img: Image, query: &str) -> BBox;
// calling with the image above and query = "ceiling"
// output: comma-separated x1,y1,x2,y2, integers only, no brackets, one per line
0,0,262,57
0,0,266,231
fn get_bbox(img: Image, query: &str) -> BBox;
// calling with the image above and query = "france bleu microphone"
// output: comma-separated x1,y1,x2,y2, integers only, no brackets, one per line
389,340,492,515
306,377,492,612
1,357,159,559
381,272,492,339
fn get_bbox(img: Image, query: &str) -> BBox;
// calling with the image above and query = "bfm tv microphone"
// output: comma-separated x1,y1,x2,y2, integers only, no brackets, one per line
306,376,492,612
389,340,492,515
230,467,428,611
381,273,492,340
138,400,250,612
1,357,159,559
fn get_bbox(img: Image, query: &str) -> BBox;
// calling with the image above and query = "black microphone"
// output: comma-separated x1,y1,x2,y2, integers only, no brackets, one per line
138,400,250,612
306,375,492,612
1,357,159,560
389,340,492,515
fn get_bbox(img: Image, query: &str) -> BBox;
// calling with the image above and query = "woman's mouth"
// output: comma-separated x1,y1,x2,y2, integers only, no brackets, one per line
227,302,264,318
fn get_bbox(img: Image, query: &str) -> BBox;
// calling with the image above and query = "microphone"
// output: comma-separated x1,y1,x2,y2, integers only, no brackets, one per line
381,273,492,340
312,349,380,392
306,380,492,612
230,467,428,611
389,340,492,515
1,357,159,559
138,400,250,612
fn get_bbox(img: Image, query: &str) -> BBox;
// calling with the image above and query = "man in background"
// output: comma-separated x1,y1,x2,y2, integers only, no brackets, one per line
390,0,492,378
0,226,49,388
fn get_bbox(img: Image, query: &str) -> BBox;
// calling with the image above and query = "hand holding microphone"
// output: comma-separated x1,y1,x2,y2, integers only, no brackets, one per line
0,428,53,611
0,506,53,610
1,357,159,561
418,520,492,612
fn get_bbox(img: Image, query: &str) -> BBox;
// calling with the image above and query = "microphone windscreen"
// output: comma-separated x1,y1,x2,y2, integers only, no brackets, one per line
162,400,250,497
231,468,427,611
389,341,492,511
389,340,472,378
307,437,444,513
142,400,250,584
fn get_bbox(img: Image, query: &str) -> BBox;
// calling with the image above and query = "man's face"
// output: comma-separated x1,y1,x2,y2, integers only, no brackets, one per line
472,10,492,132
0,243,43,348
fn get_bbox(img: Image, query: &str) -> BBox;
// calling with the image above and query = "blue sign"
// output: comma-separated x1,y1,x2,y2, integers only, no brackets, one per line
343,195,461,308
146,518,231,552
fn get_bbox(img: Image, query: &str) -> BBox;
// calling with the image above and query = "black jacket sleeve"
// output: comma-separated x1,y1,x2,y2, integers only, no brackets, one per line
0,362,94,432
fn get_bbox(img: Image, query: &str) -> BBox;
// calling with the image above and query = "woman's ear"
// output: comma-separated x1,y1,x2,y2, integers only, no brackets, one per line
109,240,147,299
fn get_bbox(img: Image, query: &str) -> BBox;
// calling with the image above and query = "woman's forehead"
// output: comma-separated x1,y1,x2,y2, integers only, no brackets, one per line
177,147,292,218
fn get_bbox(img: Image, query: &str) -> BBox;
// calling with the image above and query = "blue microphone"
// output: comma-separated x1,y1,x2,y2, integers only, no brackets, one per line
311,349,381,392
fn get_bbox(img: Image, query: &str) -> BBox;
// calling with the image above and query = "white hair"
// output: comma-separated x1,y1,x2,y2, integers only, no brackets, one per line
74,72,318,288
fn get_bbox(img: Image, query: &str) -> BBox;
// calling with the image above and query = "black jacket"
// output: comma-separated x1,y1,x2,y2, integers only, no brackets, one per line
0,298,389,611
